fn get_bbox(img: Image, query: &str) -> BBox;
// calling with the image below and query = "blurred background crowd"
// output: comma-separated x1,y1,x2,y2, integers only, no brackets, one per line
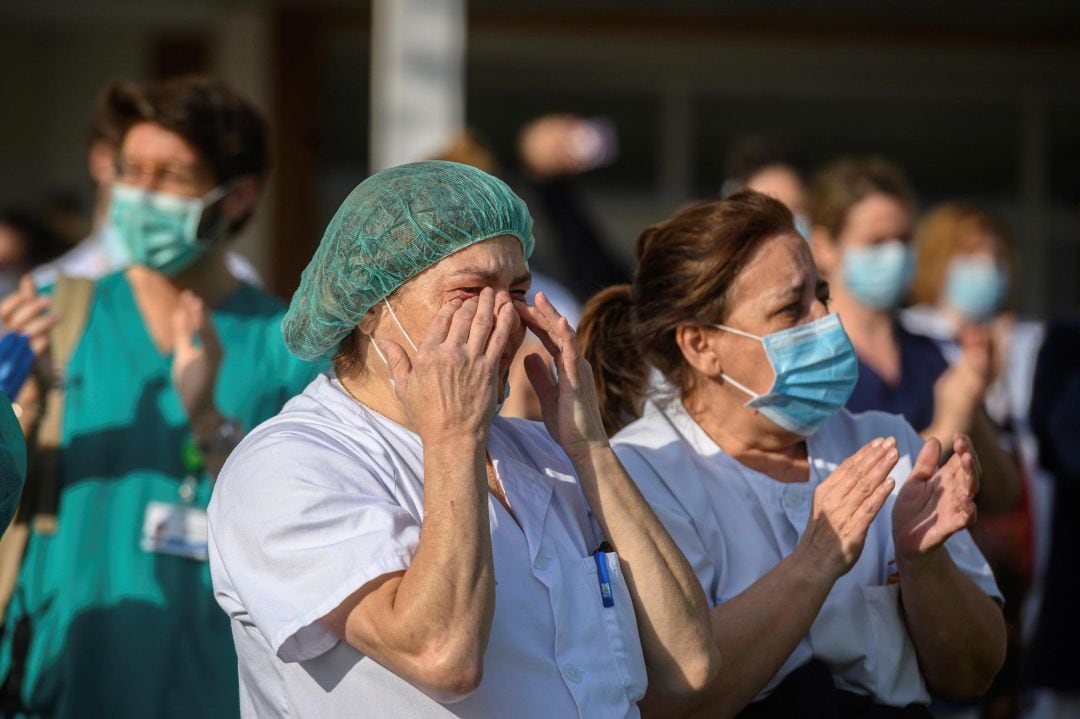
0,1,1078,718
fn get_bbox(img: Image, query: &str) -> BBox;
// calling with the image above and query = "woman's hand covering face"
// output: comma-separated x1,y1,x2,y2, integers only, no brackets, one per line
514,291,609,461
379,287,516,443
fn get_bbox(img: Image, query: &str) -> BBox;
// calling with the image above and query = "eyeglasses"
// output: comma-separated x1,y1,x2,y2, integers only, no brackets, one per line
115,157,206,190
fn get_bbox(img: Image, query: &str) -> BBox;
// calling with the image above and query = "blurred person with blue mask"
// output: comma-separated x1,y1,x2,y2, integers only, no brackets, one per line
208,160,718,718
904,203,1025,395
579,191,1006,717
904,203,1049,719
0,76,322,718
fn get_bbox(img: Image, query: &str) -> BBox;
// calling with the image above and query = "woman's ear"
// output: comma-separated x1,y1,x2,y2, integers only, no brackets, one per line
810,226,841,277
357,303,384,334
675,324,723,379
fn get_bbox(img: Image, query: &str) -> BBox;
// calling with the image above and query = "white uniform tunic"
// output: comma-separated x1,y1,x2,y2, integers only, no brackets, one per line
208,374,647,718
612,399,1001,708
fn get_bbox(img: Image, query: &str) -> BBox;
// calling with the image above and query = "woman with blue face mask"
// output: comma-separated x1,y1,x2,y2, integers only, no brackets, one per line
579,191,1006,717
904,202,1018,376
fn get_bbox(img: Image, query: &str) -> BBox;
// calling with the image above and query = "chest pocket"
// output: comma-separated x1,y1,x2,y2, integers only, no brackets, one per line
861,583,927,705
581,552,648,703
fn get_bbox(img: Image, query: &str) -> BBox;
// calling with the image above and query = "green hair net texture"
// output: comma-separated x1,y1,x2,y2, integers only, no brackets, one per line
283,160,535,360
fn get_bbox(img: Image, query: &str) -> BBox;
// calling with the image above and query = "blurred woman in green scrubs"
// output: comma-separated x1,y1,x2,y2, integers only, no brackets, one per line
0,76,321,718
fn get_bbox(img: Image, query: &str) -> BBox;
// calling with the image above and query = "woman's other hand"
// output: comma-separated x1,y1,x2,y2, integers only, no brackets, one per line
893,434,979,571
514,291,608,462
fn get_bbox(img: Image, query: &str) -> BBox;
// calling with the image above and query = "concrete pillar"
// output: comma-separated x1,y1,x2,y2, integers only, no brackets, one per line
370,0,466,172
214,9,275,281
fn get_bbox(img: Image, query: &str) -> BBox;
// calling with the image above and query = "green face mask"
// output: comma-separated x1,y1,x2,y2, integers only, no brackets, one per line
108,182,229,276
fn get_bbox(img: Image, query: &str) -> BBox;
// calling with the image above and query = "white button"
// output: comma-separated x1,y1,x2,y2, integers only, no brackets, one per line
783,490,803,510
533,554,550,571
564,663,583,683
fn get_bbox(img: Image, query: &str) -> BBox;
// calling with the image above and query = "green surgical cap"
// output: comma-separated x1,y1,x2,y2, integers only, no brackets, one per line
282,160,535,360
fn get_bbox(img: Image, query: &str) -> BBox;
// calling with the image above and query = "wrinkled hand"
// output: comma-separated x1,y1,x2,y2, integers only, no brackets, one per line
893,434,980,569
513,292,607,462
0,275,58,357
171,291,224,430
797,437,899,581
381,288,515,444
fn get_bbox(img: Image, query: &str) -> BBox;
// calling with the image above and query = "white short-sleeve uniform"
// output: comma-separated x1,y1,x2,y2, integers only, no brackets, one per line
208,374,648,718
612,399,1001,708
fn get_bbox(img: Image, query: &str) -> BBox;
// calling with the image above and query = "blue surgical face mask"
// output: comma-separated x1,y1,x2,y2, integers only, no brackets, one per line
713,312,859,436
842,240,914,310
368,299,510,412
944,256,1008,323
109,182,229,276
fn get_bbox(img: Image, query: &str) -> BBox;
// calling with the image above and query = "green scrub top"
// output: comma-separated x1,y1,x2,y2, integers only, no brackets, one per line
0,272,324,718
0,391,26,529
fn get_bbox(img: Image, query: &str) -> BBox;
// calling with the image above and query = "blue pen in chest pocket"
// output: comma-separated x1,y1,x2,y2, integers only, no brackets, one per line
594,541,615,608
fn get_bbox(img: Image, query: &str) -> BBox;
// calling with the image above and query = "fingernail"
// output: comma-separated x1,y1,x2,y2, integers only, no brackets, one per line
872,437,883,448
883,436,896,448
888,449,899,461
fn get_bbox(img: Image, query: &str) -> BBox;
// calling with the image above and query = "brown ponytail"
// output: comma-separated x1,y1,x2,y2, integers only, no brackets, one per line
579,191,796,434
579,285,648,435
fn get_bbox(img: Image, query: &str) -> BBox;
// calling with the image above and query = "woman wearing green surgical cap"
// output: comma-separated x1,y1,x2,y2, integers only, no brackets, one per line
208,159,719,718
0,77,323,718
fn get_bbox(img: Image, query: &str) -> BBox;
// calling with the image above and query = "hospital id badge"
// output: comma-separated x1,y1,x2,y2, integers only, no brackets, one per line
140,501,209,561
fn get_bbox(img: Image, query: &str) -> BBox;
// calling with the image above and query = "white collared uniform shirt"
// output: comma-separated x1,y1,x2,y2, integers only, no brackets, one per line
612,400,1001,708
208,374,647,718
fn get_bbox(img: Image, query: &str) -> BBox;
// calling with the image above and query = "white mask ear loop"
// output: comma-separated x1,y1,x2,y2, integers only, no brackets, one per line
361,299,419,391
383,298,419,352
712,323,764,400
719,372,760,400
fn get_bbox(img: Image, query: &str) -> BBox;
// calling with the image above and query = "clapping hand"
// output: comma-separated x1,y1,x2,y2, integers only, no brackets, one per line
171,290,224,430
893,434,980,569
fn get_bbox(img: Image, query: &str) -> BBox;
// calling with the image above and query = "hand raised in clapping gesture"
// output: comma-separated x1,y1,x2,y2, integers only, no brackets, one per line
892,433,980,570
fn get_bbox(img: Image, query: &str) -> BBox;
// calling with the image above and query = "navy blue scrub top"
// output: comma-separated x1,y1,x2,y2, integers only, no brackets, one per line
846,323,948,432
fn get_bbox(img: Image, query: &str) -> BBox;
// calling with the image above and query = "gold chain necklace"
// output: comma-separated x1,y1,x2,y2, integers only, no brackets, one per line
338,376,366,406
